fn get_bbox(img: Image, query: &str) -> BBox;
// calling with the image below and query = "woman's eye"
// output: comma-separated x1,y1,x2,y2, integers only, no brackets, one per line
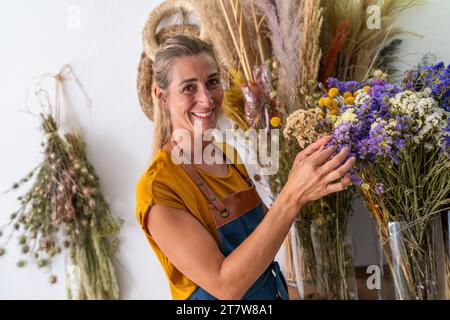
207,79,220,88
182,84,196,93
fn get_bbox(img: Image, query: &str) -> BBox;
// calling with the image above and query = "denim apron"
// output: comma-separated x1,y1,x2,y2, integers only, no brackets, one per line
169,141,289,300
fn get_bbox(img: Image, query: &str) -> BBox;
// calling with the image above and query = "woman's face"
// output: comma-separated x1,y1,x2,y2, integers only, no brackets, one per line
159,52,224,136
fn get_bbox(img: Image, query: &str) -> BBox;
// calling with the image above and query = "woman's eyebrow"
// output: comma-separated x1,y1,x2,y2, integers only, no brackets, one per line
178,72,220,87
208,72,220,78
178,78,197,87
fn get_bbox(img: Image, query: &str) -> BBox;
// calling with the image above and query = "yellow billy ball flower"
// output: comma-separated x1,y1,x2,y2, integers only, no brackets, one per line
345,96,355,105
343,91,353,98
329,108,339,116
319,97,326,107
324,97,333,107
329,101,339,115
353,91,359,97
330,99,339,109
270,116,281,128
328,87,340,98
363,86,371,93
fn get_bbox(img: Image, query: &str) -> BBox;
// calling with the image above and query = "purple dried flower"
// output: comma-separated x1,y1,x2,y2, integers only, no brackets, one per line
374,183,385,195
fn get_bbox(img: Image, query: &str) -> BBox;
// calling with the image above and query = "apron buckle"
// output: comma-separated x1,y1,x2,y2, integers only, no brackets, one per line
220,207,230,218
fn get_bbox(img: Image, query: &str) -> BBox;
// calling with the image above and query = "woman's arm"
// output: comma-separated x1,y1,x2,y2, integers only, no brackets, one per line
147,135,355,299
147,186,298,300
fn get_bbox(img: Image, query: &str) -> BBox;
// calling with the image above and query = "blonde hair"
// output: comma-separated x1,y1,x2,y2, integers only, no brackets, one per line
151,35,219,158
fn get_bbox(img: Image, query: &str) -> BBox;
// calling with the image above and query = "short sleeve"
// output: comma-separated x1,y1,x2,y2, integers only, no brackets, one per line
135,175,188,237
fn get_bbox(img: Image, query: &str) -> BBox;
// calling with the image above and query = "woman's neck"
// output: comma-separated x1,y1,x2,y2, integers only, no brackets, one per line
169,134,218,165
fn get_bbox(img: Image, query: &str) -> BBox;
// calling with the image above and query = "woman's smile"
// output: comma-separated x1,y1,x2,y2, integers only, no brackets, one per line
191,107,215,119
190,105,218,122
159,52,224,134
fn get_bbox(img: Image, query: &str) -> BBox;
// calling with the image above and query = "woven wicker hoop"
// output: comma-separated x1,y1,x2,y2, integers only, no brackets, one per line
137,24,200,121
142,0,207,61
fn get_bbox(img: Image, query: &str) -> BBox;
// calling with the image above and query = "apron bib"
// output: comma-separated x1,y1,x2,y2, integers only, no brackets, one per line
169,141,289,300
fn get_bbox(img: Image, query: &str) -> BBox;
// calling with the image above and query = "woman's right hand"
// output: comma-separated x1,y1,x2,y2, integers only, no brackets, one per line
284,135,355,208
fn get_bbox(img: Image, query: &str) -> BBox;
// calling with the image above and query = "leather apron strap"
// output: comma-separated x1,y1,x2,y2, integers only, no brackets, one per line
168,140,239,218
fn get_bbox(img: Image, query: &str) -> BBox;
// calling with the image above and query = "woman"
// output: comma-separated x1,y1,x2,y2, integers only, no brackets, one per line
136,35,355,300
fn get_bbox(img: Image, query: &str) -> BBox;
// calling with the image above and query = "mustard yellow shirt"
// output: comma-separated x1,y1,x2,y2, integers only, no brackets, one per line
135,143,251,300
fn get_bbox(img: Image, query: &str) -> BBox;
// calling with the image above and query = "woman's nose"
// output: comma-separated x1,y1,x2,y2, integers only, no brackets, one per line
196,85,214,107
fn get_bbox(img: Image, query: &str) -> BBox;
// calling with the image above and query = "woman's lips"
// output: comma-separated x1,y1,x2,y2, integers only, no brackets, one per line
191,107,215,119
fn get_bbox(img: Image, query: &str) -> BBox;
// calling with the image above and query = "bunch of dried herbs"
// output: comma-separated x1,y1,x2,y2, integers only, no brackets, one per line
0,67,123,299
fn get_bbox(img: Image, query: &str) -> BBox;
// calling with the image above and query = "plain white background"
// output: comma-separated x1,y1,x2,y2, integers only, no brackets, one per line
0,0,449,299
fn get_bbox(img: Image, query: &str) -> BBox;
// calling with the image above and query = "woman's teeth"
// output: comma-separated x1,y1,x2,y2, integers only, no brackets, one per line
191,109,213,118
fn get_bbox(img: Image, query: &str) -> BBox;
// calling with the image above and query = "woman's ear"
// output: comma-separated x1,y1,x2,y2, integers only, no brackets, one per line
153,85,169,109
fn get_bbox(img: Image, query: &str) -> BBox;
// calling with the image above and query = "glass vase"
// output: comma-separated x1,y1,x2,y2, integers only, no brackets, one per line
441,211,450,299
379,215,448,300
310,219,358,300
286,223,317,299
290,217,358,300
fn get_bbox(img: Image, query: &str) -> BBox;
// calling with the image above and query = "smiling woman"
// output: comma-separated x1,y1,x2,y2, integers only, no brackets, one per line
150,36,223,159
154,51,223,134
135,35,355,300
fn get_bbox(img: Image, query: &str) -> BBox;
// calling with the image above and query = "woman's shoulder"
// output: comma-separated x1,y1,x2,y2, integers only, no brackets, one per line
135,149,188,217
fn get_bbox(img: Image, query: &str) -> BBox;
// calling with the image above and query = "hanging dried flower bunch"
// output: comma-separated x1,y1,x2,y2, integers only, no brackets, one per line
0,65,123,299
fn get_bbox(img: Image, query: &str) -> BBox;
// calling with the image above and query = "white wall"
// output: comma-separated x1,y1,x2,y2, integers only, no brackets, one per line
0,0,165,299
0,0,449,299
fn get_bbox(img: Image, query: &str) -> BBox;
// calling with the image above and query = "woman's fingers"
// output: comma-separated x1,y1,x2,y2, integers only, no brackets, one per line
322,156,355,184
325,173,352,194
296,135,333,162
318,147,350,177
311,144,337,165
